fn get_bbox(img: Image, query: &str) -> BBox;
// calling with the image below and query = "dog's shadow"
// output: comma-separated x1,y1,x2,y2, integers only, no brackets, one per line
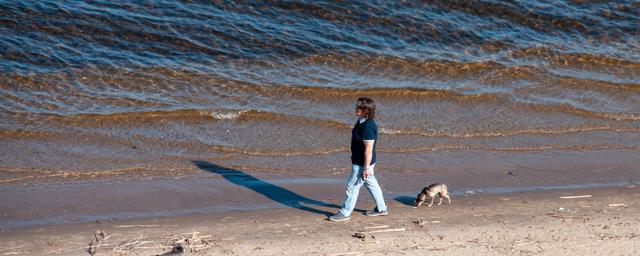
394,195,416,207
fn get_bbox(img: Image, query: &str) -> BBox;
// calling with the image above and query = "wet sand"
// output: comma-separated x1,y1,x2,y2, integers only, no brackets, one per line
1,186,638,255
1,158,639,230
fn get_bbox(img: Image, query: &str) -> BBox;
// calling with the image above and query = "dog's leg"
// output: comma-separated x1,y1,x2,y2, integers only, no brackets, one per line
446,194,451,204
437,195,443,206
427,197,434,207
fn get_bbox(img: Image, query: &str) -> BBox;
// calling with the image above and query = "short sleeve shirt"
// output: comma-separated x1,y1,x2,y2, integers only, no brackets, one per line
351,118,377,166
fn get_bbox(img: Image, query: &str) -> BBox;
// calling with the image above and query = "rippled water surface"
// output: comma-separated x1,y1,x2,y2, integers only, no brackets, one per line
1,1,639,183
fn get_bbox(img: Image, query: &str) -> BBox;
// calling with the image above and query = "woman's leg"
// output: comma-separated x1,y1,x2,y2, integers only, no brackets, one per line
363,164,388,212
338,164,365,216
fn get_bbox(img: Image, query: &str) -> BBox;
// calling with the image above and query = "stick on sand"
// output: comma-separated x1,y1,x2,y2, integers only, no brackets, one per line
559,195,592,199
363,228,406,234
364,225,390,229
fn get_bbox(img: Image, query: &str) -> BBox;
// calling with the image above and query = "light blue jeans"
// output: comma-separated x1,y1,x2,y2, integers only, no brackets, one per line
338,164,388,216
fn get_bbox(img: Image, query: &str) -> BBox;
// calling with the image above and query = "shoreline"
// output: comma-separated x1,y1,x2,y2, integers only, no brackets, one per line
1,185,638,255
1,164,638,230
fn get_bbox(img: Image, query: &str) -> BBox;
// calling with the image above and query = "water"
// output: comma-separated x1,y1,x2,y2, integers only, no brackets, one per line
1,0,639,183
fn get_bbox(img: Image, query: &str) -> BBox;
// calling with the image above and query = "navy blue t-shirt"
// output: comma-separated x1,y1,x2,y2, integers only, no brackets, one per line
351,118,377,166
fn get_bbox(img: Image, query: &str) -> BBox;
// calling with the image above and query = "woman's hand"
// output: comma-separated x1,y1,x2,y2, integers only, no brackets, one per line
362,140,374,180
362,167,369,179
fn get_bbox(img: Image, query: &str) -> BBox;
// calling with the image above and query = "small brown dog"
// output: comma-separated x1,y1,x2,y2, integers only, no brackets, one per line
415,183,451,207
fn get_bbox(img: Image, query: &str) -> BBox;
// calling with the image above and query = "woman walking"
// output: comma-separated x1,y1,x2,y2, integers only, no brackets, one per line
329,97,388,221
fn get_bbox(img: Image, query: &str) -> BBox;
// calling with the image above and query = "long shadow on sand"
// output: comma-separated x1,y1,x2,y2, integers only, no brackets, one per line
193,161,340,216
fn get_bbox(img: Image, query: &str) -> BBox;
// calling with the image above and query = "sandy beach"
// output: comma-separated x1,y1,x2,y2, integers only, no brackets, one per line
2,185,638,256
2,1,640,256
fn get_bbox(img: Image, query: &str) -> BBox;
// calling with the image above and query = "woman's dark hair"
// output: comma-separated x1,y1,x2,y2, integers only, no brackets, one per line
356,97,376,119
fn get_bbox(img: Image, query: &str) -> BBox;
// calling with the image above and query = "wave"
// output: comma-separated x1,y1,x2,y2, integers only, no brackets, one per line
430,0,640,35
2,0,639,74
0,108,355,132
516,99,640,121
3,105,638,142
184,144,640,157
299,51,640,79
0,166,191,185
378,144,640,154
2,89,638,125
379,126,640,138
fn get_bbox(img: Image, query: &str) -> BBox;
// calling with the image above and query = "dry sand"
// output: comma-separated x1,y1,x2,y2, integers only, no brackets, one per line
1,186,639,256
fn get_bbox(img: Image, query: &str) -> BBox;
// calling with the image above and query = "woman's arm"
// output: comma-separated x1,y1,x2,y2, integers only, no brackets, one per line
362,140,374,179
